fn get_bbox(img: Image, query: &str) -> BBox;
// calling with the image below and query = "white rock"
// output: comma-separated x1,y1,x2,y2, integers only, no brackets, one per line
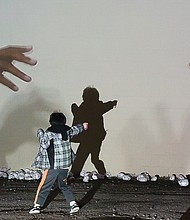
117,172,125,179
122,174,132,181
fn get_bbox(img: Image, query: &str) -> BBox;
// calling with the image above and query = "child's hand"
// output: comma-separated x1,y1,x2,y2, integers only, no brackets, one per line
83,122,88,130
0,45,37,91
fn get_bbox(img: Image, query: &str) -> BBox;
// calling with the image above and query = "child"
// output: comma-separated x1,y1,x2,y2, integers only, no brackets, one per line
29,112,88,215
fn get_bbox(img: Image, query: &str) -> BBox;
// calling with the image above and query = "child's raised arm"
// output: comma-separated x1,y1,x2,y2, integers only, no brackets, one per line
68,123,88,139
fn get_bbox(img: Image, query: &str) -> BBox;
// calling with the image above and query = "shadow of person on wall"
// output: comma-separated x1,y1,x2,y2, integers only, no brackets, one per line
70,86,118,178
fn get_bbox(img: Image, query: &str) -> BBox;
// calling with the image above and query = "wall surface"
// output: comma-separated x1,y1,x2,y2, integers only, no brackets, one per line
0,0,190,176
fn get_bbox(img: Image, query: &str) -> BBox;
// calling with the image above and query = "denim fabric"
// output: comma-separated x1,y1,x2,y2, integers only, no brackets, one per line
36,169,74,207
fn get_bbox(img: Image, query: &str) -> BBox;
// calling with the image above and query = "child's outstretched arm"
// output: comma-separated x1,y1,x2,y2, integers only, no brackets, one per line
68,122,88,139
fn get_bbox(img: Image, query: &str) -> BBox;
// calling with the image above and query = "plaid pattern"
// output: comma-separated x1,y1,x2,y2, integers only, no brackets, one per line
32,124,84,170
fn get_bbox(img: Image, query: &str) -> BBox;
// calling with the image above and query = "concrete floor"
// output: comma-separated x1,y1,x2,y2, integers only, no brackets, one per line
0,178,190,220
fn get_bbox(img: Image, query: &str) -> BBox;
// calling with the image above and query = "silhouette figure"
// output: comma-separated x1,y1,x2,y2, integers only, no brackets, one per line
70,86,117,177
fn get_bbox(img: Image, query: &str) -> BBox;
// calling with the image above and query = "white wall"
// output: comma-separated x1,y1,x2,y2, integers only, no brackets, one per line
0,0,190,176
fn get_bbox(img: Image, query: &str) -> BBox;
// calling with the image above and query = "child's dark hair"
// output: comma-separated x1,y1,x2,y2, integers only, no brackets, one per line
49,112,66,125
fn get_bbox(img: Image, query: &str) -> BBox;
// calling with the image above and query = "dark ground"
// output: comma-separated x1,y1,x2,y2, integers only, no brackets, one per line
0,178,190,220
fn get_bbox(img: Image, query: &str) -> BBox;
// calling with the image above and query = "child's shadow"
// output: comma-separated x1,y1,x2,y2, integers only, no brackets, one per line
43,180,104,209
70,87,117,177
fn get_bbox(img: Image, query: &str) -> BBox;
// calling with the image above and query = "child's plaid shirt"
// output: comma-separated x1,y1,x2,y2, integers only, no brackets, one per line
32,124,84,170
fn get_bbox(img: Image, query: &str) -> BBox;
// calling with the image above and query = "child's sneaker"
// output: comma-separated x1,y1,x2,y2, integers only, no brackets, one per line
29,205,41,214
70,202,79,214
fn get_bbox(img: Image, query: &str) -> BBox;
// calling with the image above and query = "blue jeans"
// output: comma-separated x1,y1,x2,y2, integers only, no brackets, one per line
34,169,74,207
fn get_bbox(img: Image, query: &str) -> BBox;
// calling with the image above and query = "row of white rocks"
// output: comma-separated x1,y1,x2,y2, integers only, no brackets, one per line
80,171,189,187
117,172,189,187
0,167,42,181
0,168,189,187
